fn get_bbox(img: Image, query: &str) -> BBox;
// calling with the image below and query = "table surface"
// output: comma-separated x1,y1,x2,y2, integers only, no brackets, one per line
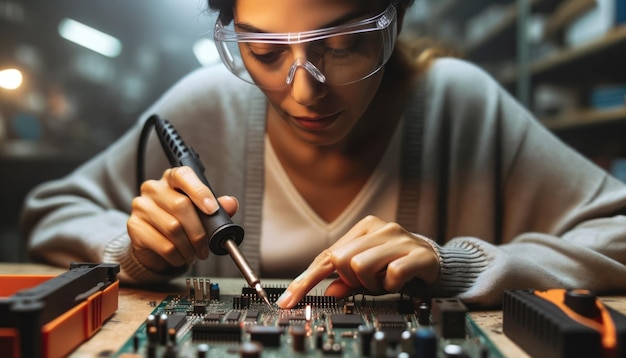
2,263,625,357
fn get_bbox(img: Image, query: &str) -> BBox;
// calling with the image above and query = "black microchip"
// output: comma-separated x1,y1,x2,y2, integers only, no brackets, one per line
192,323,241,342
224,311,241,322
167,313,187,332
245,310,260,321
278,314,306,326
330,314,364,328
193,303,207,314
246,325,284,347
376,314,406,329
204,313,223,322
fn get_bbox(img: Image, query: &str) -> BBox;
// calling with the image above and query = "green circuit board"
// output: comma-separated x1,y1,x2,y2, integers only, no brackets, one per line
113,278,502,357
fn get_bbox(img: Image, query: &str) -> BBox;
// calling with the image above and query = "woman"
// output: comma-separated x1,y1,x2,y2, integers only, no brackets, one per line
20,0,626,309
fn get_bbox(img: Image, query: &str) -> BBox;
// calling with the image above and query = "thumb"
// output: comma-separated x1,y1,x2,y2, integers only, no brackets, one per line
217,196,239,217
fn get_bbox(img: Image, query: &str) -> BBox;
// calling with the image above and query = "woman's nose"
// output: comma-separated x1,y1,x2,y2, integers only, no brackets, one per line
289,64,327,106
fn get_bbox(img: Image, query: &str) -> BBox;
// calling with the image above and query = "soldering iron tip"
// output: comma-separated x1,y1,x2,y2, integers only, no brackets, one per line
255,283,272,308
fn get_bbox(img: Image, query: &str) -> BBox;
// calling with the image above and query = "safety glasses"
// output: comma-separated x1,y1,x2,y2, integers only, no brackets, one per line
213,3,397,89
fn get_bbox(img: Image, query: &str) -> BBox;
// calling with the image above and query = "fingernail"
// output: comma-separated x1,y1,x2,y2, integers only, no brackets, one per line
229,196,239,209
203,198,219,214
294,270,307,282
275,290,292,308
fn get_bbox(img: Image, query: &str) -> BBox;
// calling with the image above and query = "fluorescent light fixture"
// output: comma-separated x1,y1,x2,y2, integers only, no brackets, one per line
58,18,122,58
0,68,23,90
193,38,220,66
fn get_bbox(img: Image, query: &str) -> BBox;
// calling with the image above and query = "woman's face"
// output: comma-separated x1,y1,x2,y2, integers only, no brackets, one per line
233,0,390,147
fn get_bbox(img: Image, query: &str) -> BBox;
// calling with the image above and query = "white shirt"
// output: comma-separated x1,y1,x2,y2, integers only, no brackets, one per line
260,123,403,277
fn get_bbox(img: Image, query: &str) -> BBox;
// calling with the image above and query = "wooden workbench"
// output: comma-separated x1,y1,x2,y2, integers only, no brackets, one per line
2,263,625,357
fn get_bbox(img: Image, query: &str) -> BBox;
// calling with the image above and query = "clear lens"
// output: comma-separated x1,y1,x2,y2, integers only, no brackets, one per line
214,4,397,89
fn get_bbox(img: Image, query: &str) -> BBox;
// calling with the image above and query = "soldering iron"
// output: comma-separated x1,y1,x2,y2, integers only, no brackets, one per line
146,114,271,308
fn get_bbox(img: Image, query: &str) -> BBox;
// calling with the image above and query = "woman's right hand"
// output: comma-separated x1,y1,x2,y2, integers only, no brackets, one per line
127,166,239,273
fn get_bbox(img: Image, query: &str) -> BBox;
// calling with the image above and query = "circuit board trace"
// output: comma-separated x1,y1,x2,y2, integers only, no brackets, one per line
114,280,503,358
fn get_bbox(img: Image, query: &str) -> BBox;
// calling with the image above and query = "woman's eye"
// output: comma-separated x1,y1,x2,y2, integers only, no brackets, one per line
323,35,359,56
251,51,282,63
247,44,285,64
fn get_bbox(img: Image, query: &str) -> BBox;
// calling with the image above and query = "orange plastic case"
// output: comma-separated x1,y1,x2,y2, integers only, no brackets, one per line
0,263,120,358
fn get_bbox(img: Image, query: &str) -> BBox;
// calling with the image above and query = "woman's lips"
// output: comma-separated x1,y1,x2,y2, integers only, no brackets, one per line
292,112,340,130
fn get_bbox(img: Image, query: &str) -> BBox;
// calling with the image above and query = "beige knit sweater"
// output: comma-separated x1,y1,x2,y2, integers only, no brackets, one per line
20,58,626,307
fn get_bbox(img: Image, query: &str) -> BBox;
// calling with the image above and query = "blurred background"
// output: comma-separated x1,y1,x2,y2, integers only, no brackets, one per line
1,0,625,261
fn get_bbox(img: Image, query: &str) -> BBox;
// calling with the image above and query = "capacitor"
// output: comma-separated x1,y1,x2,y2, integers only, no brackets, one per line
133,335,140,352
210,283,220,301
291,325,307,353
400,330,415,355
147,326,158,345
315,329,325,349
372,331,387,358
158,313,168,345
196,343,209,358
443,344,467,358
163,342,179,358
146,314,157,330
418,302,431,326
358,325,375,356
239,341,262,358
147,343,157,358
415,328,437,358
168,327,177,345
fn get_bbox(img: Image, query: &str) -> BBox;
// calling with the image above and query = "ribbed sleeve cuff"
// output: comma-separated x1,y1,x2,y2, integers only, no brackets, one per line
102,233,186,284
402,238,489,298
429,240,489,297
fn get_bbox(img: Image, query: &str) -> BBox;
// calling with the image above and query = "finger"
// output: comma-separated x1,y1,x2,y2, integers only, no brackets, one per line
324,278,357,298
127,214,188,269
166,167,219,215
325,217,390,289
150,188,210,259
132,195,200,263
333,215,387,246
275,250,337,309
383,247,439,292
347,237,419,292
329,245,369,291
217,196,239,217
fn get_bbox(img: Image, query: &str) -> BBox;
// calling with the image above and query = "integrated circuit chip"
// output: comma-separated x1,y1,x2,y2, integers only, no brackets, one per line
330,314,364,328
376,314,406,329
246,325,285,347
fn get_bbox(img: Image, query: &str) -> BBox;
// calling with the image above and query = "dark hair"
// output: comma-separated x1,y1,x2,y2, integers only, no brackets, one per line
207,0,234,24
207,0,415,24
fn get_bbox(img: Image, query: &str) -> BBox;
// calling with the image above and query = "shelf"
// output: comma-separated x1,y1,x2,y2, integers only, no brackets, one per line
541,107,626,130
534,0,567,12
531,26,626,79
543,0,596,38
463,3,518,62
498,25,626,86
425,0,514,26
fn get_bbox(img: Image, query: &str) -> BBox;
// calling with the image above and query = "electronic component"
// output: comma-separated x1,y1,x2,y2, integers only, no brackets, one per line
0,263,120,358
432,298,468,339
246,326,284,347
503,289,626,358
191,322,241,342
330,314,365,328
113,280,503,357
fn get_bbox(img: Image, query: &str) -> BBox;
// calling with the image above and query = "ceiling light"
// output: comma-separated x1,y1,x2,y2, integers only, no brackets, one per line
58,18,122,58
0,68,22,90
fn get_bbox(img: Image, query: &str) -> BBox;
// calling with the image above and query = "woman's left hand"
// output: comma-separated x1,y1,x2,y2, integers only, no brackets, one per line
275,215,440,309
